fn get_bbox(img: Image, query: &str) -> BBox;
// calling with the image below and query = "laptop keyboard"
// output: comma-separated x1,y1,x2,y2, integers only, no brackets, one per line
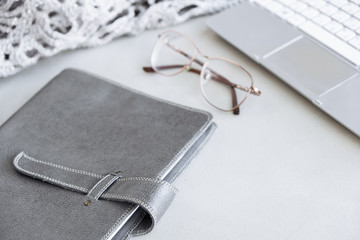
252,0,360,66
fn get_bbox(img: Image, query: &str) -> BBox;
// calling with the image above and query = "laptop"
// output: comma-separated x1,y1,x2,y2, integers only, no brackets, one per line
207,0,360,137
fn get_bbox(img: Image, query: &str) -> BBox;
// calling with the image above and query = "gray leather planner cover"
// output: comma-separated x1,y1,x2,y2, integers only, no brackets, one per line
0,69,216,240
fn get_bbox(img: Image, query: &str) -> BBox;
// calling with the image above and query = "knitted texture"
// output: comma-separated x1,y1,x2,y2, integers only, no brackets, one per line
0,0,240,78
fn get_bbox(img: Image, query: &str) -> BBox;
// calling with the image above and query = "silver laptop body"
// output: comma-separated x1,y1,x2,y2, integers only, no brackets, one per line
208,0,360,137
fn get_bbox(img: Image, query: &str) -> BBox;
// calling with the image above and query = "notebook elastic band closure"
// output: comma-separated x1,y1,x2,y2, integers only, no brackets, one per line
13,152,177,230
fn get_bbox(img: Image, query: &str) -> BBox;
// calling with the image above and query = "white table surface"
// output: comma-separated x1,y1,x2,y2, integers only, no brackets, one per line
1,14,360,240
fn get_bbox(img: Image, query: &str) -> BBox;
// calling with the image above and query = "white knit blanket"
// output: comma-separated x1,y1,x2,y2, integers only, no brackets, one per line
0,0,240,78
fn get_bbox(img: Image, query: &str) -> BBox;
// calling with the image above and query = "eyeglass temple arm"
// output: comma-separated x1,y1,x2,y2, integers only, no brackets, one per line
143,64,261,96
142,65,239,92
169,45,261,96
143,65,240,115
143,65,235,88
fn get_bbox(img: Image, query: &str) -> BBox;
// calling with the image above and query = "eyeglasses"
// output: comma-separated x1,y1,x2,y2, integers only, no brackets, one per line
143,30,261,115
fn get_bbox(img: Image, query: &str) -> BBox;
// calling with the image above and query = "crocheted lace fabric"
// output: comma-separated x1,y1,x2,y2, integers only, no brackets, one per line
0,0,240,78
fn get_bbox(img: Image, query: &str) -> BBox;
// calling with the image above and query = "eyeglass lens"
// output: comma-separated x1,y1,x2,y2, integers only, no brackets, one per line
151,31,196,76
200,58,253,111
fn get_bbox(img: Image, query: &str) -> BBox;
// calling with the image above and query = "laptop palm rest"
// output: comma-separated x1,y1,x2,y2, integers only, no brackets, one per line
263,37,357,98
207,3,300,60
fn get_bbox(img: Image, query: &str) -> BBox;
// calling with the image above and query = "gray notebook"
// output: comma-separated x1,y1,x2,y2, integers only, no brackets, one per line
0,69,216,240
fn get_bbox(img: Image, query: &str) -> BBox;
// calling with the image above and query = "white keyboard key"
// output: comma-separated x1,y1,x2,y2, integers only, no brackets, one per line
349,36,360,49
331,0,348,7
354,11,360,20
350,0,360,4
278,0,296,6
253,0,273,8
308,0,327,9
324,21,344,33
289,2,308,12
274,7,294,19
341,3,360,14
312,13,331,26
320,4,338,15
287,13,307,26
332,10,351,22
268,2,284,13
302,8,319,19
344,18,360,30
299,21,360,65
336,28,356,41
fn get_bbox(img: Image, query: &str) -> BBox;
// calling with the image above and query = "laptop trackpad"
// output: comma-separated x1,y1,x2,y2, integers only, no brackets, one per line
264,37,357,96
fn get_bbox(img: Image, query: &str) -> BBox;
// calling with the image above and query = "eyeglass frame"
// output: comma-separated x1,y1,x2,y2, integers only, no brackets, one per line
143,30,261,115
